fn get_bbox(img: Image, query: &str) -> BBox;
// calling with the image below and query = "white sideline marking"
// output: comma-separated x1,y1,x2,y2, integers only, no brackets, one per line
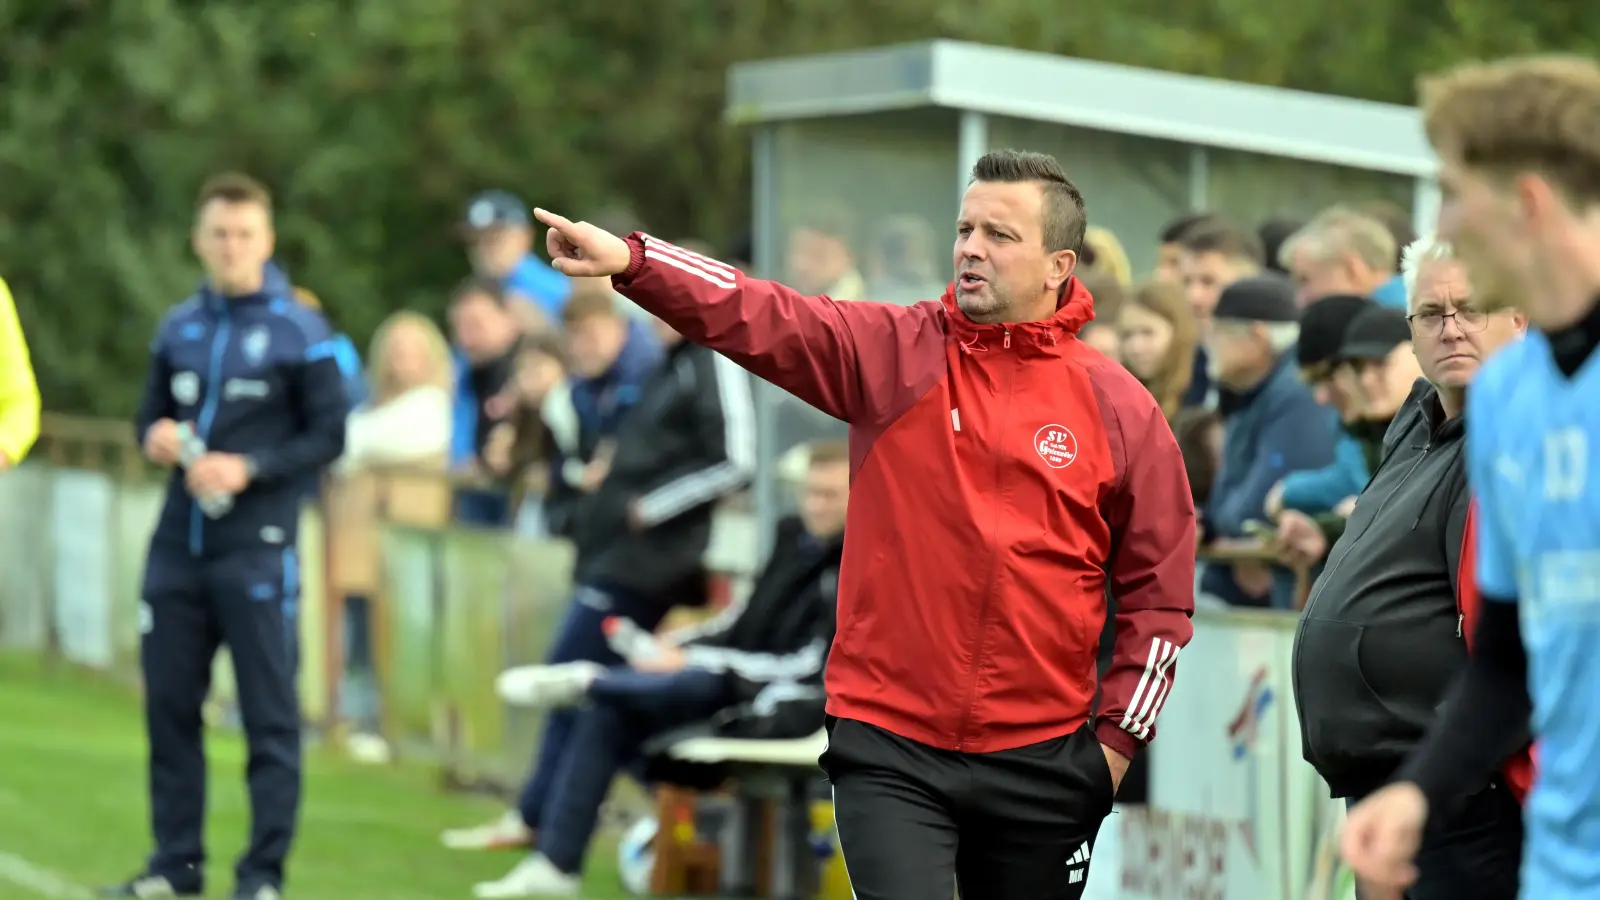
0,852,92,898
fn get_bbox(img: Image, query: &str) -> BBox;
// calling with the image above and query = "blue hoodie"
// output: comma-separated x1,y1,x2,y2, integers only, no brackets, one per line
1371,274,1408,310
506,255,573,324
1277,432,1369,513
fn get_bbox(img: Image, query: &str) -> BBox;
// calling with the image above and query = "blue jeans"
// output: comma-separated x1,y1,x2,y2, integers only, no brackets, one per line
515,583,673,829
339,594,379,729
539,667,732,873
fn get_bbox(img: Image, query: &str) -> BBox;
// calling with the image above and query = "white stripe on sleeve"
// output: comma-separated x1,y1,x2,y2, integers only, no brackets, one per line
1118,638,1179,740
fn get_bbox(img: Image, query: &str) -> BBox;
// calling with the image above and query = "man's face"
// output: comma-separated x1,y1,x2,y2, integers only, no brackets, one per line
564,314,627,379
787,227,853,295
1285,245,1373,307
953,181,1073,324
193,199,275,293
448,293,518,363
1180,251,1254,326
1353,345,1421,421
1153,242,1185,284
1206,321,1265,384
798,459,850,539
468,225,532,278
1408,258,1526,390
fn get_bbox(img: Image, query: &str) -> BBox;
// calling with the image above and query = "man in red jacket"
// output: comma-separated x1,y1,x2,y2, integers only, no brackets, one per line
534,149,1196,899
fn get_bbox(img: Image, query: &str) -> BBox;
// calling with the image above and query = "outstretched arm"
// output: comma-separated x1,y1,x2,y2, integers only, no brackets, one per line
531,209,943,427
613,234,940,425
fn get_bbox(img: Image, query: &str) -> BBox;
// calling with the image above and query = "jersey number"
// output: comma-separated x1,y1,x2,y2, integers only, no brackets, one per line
1544,428,1588,502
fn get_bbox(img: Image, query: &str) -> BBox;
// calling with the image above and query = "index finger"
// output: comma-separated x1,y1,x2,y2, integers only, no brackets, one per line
533,207,575,231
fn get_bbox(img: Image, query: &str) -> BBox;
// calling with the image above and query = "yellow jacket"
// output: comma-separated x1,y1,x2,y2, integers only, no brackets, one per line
0,277,40,464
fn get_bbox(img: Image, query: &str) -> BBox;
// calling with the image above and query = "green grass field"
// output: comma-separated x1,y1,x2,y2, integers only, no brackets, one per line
0,656,633,900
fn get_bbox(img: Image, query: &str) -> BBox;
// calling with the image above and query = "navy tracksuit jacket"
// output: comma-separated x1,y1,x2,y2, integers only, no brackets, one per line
132,267,347,892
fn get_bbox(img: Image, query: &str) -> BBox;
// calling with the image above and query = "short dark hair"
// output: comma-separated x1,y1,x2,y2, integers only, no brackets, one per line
969,150,1087,255
449,275,509,310
197,172,272,214
1159,213,1219,245
1179,219,1266,266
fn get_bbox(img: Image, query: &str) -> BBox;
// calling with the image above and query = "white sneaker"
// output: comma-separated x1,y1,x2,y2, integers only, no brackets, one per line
495,662,603,708
472,854,579,898
345,732,392,765
441,810,534,851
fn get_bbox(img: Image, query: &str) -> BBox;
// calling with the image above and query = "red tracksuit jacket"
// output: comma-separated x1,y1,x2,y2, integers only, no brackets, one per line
613,235,1196,758
1458,500,1536,802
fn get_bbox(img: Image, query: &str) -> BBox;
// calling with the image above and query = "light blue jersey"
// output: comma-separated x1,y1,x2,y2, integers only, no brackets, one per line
1468,331,1600,898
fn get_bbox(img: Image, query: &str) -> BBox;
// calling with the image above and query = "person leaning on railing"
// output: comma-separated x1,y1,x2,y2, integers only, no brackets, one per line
0,275,41,469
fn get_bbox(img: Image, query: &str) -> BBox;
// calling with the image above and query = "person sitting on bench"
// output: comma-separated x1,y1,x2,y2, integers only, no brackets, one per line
471,439,850,898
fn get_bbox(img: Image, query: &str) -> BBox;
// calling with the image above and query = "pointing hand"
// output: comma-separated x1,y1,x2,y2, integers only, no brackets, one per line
534,208,632,277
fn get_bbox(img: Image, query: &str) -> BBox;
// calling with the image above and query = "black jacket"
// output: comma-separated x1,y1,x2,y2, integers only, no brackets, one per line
1292,381,1472,797
681,517,843,714
567,339,756,594
642,519,844,785
136,281,347,558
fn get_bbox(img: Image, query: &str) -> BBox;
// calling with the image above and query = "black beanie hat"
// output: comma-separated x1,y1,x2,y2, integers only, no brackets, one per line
1214,274,1298,325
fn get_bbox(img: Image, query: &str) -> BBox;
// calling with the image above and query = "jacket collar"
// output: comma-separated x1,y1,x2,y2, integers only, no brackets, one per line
940,276,1096,357
1412,379,1465,441
198,261,292,313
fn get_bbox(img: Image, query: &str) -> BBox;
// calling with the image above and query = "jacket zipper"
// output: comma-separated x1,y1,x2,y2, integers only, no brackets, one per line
189,308,233,557
955,326,1013,749
1301,441,1433,616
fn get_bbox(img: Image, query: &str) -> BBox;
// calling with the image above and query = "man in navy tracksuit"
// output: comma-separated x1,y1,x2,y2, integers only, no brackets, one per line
105,174,348,900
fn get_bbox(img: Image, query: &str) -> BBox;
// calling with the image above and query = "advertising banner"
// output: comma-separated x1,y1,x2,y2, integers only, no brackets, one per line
1118,609,1351,900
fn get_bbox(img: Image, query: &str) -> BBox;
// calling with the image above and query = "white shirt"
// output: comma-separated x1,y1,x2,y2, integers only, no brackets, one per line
333,386,452,475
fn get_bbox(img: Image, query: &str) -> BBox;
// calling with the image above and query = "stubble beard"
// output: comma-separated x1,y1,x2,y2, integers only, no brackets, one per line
957,284,1009,324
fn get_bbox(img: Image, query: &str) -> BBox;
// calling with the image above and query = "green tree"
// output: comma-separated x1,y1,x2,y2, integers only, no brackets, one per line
1,0,1596,416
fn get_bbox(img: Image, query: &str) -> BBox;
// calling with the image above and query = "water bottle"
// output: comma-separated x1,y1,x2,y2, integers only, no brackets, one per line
174,422,234,519
603,616,660,664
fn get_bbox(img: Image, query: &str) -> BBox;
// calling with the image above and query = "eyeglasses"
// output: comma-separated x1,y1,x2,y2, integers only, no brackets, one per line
1405,308,1489,336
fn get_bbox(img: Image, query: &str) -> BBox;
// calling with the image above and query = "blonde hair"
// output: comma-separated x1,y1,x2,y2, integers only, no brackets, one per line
1082,226,1132,287
366,311,453,404
1422,55,1600,205
1279,206,1396,273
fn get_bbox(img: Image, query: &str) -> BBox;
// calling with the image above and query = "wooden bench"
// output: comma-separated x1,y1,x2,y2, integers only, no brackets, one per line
666,729,829,899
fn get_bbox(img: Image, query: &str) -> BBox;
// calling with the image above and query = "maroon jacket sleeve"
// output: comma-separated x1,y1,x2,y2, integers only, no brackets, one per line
612,233,940,425
1090,367,1197,759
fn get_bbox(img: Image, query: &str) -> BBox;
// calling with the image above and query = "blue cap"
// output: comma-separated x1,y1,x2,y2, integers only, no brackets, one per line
464,189,530,229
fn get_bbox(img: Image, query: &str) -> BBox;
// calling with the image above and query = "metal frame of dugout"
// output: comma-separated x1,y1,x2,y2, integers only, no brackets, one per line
725,39,1441,546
